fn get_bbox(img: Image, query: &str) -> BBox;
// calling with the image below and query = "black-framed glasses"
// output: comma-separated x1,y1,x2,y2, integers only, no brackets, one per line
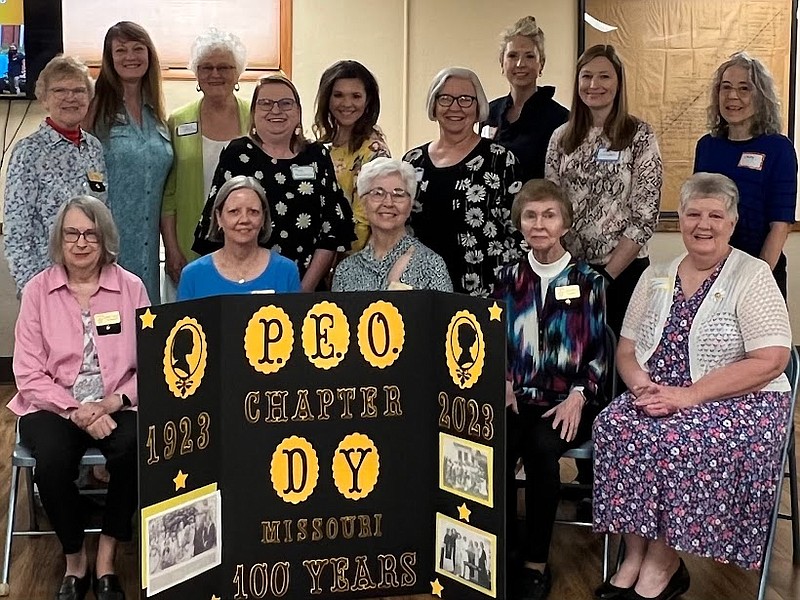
255,98,297,112
197,65,236,77
365,188,411,203
63,228,99,243
435,94,477,109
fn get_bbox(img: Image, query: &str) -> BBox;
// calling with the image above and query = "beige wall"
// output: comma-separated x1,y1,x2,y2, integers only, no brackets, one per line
291,0,577,156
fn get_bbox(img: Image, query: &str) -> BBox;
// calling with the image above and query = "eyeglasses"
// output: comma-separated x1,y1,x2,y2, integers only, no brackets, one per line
49,87,89,99
63,228,99,243
365,188,411,203
255,98,297,112
435,94,477,109
197,65,236,77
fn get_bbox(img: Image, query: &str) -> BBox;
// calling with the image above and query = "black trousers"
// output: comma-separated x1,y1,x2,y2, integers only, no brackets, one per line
506,403,595,564
19,410,138,555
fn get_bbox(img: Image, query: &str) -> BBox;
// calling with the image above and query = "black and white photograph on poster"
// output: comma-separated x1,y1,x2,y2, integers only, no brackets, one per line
439,432,493,507
435,513,497,598
145,490,221,596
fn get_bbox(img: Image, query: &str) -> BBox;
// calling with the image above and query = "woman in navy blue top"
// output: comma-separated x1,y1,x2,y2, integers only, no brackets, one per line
178,175,300,300
694,52,797,297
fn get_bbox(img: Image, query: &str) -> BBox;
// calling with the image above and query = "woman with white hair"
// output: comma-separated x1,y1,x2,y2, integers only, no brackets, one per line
593,172,791,600
332,157,452,291
402,67,523,297
694,52,797,298
177,175,300,299
161,28,251,300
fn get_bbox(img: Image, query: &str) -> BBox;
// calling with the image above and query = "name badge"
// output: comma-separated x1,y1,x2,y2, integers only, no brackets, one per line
596,148,620,162
250,289,276,295
738,152,765,171
177,122,199,137
290,165,316,180
480,125,497,139
387,281,413,291
94,311,121,335
87,171,106,193
555,285,581,301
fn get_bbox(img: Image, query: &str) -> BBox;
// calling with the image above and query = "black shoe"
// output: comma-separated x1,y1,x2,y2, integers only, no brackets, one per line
518,566,551,600
55,570,91,600
94,573,125,600
595,578,633,599
624,559,690,600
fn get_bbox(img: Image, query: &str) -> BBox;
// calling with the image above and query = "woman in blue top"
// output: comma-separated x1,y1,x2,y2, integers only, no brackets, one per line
87,21,174,303
178,176,301,300
694,52,797,298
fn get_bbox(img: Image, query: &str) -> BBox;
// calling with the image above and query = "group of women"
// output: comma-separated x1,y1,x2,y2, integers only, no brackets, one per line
2,12,796,600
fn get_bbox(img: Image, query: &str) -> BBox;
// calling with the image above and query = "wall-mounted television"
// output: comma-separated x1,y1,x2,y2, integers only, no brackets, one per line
0,0,63,100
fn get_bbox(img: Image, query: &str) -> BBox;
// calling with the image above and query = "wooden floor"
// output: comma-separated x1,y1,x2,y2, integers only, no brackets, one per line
0,386,797,600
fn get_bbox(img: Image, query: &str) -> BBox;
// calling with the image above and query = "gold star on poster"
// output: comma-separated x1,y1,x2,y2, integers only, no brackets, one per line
211,596,220,600
431,578,444,597
140,308,156,329
457,502,471,522
173,470,188,491
488,302,502,321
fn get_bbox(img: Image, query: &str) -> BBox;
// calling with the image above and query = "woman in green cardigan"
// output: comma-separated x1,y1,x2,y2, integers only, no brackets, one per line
160,28,251,300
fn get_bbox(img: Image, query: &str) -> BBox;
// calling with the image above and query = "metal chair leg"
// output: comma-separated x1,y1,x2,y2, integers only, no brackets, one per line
758,451,790,600
602,533,610,581
0,464,21,595
25,468,38,532
787,429,799,564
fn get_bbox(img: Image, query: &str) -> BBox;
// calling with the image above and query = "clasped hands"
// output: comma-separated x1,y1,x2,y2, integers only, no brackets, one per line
631,382,697,417
69,396,120,439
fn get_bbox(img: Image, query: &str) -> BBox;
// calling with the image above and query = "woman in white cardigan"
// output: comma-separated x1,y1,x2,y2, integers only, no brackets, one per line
592,172,792,600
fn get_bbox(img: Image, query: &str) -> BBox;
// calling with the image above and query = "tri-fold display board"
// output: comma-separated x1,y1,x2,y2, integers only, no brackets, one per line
136,291,506,599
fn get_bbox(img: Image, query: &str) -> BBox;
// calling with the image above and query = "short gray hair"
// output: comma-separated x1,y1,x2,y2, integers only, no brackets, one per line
356,157,418,198
208,175,272,243
425,67,489,122
679,172,739,220
188,28,247,78
49,196,119,266
35,55,94,102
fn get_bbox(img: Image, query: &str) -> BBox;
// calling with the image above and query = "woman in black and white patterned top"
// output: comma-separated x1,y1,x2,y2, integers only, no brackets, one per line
545,45,662,335
403,67,523,297
193,75,355,291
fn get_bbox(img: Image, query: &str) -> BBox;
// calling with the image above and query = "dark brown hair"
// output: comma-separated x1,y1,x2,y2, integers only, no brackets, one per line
312,60,382,153
560,44,637,154
249,75,307,153
88,22,166,137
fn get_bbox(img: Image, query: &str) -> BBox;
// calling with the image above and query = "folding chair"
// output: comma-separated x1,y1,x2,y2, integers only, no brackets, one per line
0,422,107,596
757,345,800,600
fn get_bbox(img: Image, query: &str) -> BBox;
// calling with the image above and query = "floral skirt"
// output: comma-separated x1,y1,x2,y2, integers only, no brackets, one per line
592,390,791,569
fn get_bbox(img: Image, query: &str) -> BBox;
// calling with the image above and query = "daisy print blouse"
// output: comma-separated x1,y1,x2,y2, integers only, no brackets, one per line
193,137,355,275
402,138,523,296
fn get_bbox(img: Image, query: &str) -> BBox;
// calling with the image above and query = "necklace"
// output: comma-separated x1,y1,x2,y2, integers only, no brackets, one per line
216,248,263,284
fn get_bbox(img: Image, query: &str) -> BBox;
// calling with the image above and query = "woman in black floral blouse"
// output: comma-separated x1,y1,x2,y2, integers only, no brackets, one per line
403,67,523,296
193,75,355,291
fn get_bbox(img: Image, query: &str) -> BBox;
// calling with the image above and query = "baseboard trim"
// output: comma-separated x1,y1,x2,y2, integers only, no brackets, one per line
0,356,12,384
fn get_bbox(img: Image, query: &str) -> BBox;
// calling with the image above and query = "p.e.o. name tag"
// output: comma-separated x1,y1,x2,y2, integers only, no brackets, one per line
555,284,581,301
596,148,621,162
176,122,199,136
94,310,121,335
737,152,765,171
290,165,316,180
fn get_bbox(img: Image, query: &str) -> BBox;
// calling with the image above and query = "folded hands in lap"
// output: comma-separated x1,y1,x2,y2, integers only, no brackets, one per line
633,384,696,418
69,397,120,439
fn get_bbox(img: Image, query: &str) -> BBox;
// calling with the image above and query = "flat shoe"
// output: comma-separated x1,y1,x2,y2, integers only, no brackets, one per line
595,579,633,599
624,558,690,600
94,573,125,600
55,570,91,600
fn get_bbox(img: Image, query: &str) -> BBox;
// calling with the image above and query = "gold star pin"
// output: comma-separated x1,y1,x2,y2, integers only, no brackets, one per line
211,595,220,600
173,470,188,491
457,502,471,522
488,301,502,321
431,578,444,597
140,308,156,329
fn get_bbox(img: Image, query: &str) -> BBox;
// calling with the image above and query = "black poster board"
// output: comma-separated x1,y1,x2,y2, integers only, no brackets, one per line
136,291,506,600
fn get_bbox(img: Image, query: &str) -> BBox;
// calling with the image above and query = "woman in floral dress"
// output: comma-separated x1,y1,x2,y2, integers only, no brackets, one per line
193,75,355,291
403,67,522,297
592,172,792,600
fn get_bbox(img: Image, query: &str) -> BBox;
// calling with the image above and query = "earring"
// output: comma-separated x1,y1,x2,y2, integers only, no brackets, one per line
196,83,201,93
234,82,240,91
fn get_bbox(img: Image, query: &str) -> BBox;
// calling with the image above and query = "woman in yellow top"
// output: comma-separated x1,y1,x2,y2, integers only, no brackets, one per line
313,60,390,251
160,29,250,301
